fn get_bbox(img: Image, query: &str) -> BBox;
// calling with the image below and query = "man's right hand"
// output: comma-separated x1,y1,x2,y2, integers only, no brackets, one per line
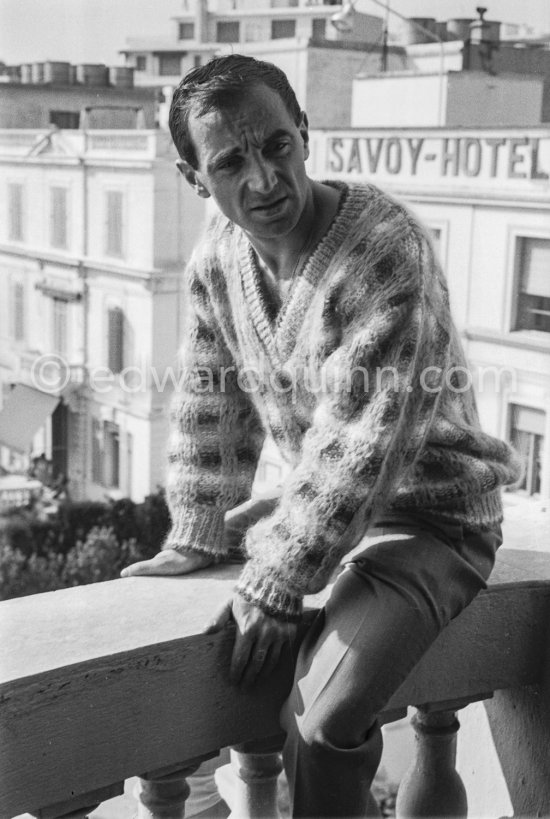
120,549,214,577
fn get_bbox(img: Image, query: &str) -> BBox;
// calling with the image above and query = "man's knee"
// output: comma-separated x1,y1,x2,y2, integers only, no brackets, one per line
282,695,378,753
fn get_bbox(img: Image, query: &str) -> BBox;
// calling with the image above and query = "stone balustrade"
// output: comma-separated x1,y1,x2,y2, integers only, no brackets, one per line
1,547,550,818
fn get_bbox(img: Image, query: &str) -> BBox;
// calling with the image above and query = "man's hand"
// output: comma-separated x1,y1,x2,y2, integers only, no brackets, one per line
120,549,213,577
204,594,298,687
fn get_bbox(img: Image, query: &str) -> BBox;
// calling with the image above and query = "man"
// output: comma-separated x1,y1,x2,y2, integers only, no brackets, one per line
122,55,521,817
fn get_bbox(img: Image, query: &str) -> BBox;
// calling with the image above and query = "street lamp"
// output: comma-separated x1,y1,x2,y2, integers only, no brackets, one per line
330,2,357,34
331,0,446,125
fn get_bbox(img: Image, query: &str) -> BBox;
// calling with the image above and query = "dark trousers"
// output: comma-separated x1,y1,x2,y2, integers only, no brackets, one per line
225,501,502,819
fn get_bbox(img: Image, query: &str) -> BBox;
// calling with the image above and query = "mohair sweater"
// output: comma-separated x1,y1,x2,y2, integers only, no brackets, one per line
164,181,521,620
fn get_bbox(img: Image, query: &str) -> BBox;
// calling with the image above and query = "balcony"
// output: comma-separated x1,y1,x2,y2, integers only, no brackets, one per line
2,547,550,818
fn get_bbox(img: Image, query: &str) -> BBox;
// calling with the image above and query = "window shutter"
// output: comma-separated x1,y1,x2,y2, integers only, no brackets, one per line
13,282,25,341
8,184,24,241
50,187,68,248
108,307,124,374
105,190,124,257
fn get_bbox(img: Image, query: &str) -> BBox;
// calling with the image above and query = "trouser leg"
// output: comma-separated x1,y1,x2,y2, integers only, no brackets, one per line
281,519,501,819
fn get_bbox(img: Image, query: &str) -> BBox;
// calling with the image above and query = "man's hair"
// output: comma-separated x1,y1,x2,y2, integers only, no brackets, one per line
169,54,302,169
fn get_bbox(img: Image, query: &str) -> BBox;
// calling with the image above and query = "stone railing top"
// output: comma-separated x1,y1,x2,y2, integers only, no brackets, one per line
2,548,550,687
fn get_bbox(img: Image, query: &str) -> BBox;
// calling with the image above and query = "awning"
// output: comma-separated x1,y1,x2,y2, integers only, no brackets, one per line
0,385,60,452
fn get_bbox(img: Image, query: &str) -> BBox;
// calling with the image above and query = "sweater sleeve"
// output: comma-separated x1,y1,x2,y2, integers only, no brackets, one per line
236,218,449,619
163,239,266,559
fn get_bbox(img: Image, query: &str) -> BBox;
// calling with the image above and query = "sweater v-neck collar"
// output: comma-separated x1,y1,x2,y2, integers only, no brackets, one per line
236,181,353,367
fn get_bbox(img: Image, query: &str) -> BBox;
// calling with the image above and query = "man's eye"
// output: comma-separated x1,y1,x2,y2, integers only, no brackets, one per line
218,157,241,171
269,141,290,156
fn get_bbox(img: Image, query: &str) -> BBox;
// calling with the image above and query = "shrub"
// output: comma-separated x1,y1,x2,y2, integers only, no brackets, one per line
135,487,171,556
57,501,112,553
62,527,130,586
0,487,172,599
0,543,65,601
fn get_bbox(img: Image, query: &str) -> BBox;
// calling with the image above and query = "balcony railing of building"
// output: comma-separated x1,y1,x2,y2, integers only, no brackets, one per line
1,546,550,818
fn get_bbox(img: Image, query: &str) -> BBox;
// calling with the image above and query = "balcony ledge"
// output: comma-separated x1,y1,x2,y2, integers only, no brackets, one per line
1,548,550,817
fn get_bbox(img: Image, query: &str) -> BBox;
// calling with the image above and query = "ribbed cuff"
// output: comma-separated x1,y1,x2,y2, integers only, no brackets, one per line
164,506,228,558
236,562,303,621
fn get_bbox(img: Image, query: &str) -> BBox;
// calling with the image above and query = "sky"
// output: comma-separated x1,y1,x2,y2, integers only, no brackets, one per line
0,0,548,66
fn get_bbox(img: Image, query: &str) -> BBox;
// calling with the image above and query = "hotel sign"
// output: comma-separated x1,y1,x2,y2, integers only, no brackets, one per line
310,130,550,184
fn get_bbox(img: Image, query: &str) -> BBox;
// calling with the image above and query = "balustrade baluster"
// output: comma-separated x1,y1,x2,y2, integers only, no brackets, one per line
395,708,467,818
136,759,208,819
218,740,284,819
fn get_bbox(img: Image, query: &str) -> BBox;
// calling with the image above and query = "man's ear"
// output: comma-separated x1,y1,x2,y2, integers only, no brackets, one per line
176,160,211,198
299,111,310,160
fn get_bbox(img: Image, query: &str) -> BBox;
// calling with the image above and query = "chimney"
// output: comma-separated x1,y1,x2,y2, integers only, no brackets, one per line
195,0,208,44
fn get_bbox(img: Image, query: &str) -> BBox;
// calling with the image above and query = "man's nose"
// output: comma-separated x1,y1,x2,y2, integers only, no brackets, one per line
247,156,277,194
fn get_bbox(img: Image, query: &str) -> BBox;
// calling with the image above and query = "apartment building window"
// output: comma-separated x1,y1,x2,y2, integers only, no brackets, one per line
311,18,326,39
52,298,68,355
92,418,103,484
50,186,68,249
179,22,195,39
135,55,147,71
428,227,442,258
510,404,545,496
12,282,25,342
8,183,24,241
194,55,202,68
514,237,550,333
158,53,182,75
103,422,120,488
271,19,296,38
216,21,240,42
108,306,124,374
49,110,80,129
91,419,120,488
104,190,124,258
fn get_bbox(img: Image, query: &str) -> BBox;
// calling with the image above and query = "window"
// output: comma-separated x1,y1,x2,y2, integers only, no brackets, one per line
194,55,202,68
108,306,124,374
271,19,296,38
103,422,120,488
52,298,68,355
92,418,103,484
514,237,550,333
179,22,195,39
311,18,326,39
104,190,124,258
510,405,545,496
135,55,147,71
91,419,120,488
158,53,182,75
428,227,442,257
12,282,25,342
216,21,240,42
50,186,68,249
8,183,24,241
49,111,80,129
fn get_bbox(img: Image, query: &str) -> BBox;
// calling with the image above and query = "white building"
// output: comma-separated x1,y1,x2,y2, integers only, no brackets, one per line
307,125,550,501
0,128,205,502
120,0,399,130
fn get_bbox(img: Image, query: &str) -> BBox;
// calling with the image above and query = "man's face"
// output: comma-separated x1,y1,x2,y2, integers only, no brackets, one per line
179,84,310,241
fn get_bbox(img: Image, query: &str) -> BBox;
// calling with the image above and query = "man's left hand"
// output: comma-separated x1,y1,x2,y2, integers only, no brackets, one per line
204,595,297,687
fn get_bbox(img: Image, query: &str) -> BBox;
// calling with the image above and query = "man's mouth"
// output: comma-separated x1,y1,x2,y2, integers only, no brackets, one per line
251,196,287,212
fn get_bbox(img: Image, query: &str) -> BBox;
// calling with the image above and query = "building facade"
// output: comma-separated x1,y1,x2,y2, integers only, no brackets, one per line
0,128,205,502
307,125,550,501
0,61,158,129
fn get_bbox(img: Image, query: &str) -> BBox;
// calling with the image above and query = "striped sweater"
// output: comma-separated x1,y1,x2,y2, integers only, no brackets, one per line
164,181,521,620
